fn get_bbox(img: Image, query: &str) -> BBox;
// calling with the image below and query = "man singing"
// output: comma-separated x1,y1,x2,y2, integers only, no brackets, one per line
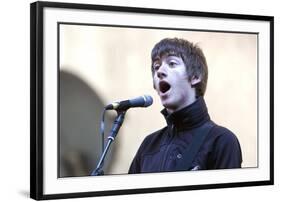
129,38,242,173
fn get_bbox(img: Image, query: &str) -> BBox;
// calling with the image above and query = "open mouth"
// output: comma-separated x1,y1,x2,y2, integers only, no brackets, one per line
159,81,171,94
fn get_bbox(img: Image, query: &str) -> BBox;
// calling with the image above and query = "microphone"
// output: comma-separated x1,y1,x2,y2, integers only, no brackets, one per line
105,95,153,111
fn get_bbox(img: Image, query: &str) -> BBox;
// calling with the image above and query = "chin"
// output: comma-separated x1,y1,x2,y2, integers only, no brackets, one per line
161,101,176,111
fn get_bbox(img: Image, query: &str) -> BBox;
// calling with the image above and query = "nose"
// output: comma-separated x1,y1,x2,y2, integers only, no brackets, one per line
157,63,167,79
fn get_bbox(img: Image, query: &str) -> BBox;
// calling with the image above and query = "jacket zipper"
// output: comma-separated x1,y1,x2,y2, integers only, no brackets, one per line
160,124,176,171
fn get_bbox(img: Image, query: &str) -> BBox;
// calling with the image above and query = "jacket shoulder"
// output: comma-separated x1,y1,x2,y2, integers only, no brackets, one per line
210,124,239,144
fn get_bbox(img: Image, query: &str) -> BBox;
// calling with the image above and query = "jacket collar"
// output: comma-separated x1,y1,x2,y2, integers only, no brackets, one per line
161,97,210,131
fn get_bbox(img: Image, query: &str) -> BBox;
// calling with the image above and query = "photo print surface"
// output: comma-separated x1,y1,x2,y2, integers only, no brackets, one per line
59,23,258,177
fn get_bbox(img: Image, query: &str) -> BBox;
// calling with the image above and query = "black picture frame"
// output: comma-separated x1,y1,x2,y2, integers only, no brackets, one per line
30,1,274,200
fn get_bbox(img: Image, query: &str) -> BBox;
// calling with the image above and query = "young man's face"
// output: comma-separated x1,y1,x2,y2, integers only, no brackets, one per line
152,54,199,114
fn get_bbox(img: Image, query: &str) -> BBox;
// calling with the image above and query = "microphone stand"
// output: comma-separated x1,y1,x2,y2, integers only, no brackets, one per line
91,110,126,176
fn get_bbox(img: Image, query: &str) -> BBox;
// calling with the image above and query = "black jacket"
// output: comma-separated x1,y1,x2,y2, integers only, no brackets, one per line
128,97,242,174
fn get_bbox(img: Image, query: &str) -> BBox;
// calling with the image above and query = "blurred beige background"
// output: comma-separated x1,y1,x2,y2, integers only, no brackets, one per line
59,24,257,176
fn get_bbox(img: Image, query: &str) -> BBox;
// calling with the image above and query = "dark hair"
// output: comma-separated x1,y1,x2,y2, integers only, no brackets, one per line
151,38,208,97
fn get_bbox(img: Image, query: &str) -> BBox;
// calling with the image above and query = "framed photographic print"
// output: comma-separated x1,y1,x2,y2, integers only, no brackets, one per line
30,1,274,200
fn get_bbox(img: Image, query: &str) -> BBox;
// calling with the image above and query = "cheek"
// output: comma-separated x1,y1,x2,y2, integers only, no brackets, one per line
153,80,156,89
176,78,192,94
174,75,188,87
180,71,189,80
152,76,158,90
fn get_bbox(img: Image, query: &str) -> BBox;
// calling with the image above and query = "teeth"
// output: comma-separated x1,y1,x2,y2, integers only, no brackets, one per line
159,81,171,93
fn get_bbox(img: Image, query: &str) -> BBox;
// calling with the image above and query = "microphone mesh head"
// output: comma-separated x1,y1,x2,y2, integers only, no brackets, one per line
143,95,153,107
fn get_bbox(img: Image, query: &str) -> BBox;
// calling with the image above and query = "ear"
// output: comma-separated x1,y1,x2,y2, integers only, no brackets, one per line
190,75,201,86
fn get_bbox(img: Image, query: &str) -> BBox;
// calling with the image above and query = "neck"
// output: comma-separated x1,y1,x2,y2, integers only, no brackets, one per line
161,96,210,130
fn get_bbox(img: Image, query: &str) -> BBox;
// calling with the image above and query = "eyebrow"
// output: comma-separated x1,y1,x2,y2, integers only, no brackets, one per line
152,60,160,68
152,55,182,70
153,52,179,61
166,55,181,61
166,52,179,57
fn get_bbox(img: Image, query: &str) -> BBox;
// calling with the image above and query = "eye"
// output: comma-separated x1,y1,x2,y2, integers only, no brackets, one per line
153,63,161,71
168,60,177,67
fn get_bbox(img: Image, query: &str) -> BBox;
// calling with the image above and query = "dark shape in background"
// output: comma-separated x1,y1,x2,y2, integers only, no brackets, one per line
59,70,116,177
